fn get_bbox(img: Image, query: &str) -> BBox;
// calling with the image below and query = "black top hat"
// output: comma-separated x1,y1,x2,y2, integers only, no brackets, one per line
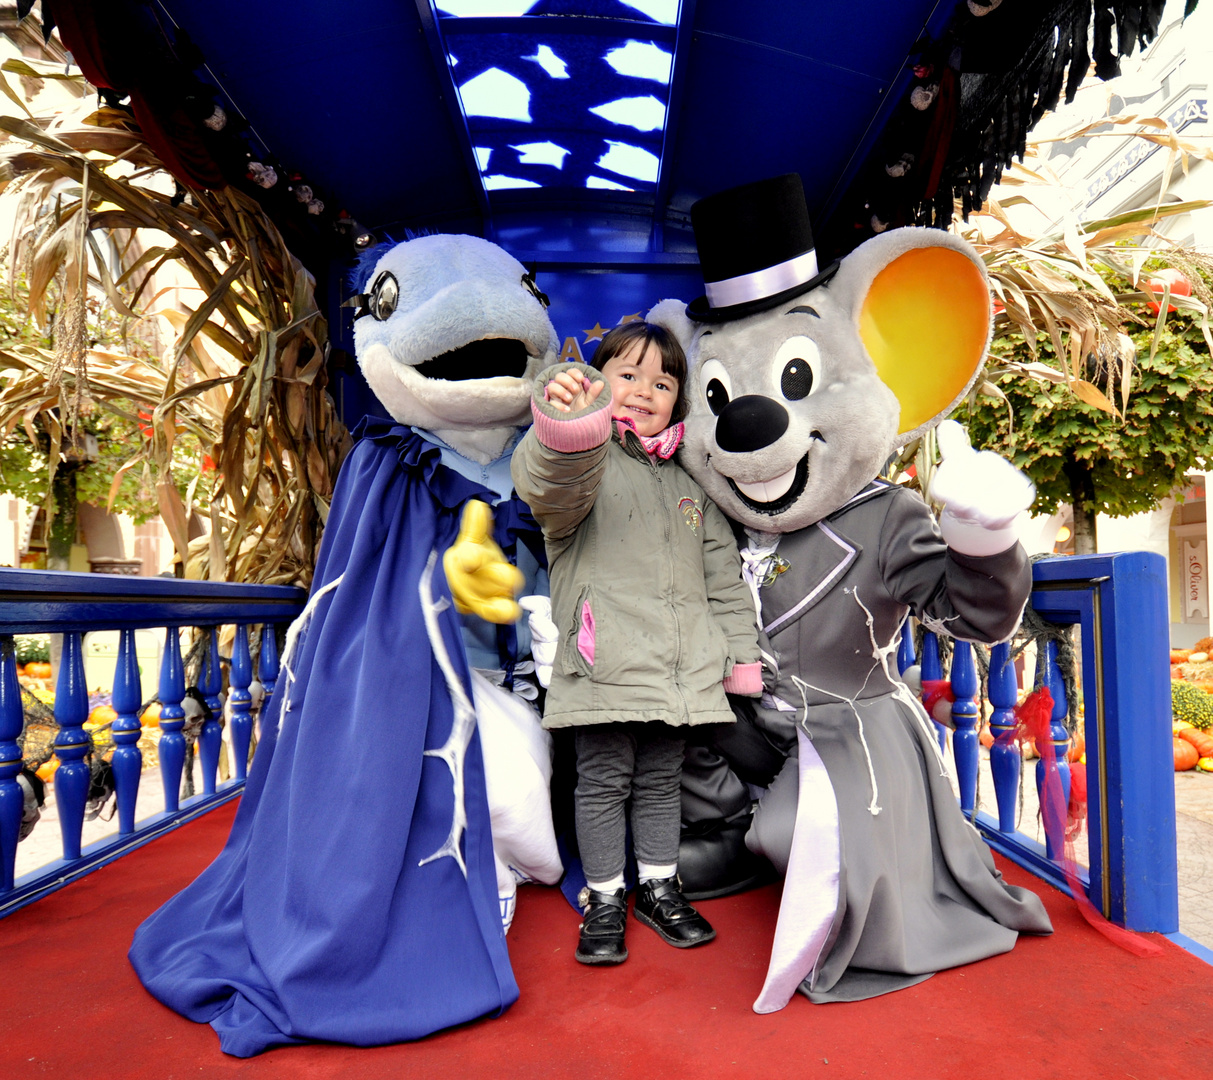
686,174,838,323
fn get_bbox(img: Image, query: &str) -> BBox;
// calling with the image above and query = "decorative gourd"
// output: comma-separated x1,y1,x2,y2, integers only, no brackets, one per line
1198,757,1213,774
1175,737,1199,771
1172,680,1213,730
1172,649,1192,665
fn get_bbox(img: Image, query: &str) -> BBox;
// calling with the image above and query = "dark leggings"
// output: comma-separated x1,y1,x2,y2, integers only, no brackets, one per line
573,722,685,884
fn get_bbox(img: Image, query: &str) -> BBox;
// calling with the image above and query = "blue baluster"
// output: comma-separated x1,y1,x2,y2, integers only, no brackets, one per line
196,630,223,796
53,634,90,860
258,624,280,739
158,627,187,813
229,625,253,781
920,630,947,750
951,641,980,818
110,629,143,835
897,617,916,676
987,641,1021,833
0,636,24,891
1036,639,1072,862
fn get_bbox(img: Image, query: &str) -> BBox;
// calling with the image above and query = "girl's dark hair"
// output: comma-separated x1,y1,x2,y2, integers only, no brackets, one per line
590,321,689,424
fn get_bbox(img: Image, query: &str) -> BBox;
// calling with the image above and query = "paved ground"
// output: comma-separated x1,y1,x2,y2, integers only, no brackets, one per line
14,756,209,881
15,749,1213,952
1172,771,1213,949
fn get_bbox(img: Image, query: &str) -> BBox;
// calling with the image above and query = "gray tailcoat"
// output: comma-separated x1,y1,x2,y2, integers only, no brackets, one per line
739,480,1052,1006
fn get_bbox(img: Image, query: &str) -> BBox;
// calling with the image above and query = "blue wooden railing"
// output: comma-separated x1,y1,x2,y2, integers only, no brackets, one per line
0,553,1180,937
907,552,1177,934
0,569,305,917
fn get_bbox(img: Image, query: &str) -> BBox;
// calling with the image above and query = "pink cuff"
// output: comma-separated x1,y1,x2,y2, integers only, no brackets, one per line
530,397,612,453
723,662,763,696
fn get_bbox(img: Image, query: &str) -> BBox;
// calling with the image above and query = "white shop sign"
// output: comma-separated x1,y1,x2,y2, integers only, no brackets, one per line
1184,538,1209,621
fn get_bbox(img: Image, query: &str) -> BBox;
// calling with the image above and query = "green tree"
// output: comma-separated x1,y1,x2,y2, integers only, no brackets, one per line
914,112,1213,556
961,313,1213,554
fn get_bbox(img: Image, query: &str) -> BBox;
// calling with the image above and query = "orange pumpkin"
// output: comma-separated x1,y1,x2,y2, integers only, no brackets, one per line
88,704,118,727
141,702,162,728
25,661,52,680
1172,649,1192,665
1179,728,1213,759
1067,733,1086,763
35,758,58,783
979,724,994,749
1068,761,1088,814
1175,737,1200,771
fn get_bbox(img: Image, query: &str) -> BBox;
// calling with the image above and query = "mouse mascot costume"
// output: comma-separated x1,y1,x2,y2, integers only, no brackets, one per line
130,235,563,1056
650,175,1053,1013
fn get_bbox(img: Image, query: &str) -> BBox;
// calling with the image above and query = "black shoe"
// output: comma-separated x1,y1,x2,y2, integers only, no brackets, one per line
634,876,716,948
575,887,628,965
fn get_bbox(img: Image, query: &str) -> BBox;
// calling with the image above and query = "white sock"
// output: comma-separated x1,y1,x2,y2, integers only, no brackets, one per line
637,861,677,884
586,874,625,893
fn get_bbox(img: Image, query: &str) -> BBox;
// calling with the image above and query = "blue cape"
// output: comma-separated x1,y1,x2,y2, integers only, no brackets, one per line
129,421,533,1057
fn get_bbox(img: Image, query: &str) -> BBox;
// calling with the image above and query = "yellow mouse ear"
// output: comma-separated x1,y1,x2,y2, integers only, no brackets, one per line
858,245,990,437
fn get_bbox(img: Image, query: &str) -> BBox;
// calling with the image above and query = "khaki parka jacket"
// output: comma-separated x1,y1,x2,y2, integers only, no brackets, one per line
511,362,761,730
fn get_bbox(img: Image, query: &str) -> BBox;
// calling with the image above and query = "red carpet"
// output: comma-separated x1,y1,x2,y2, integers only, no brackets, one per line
3,800,1212,1080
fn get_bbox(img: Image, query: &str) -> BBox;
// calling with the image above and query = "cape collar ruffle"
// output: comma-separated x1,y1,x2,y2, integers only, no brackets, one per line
351,417,545,566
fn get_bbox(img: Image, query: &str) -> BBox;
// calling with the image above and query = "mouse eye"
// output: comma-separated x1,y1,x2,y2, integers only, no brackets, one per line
699,359,732,416
773,337,820,401
781,358,813,399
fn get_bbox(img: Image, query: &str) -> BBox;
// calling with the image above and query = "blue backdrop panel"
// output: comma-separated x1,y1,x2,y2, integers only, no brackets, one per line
542,266,703,361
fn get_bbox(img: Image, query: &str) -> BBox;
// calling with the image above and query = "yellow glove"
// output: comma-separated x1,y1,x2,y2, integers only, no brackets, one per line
443,500,524,624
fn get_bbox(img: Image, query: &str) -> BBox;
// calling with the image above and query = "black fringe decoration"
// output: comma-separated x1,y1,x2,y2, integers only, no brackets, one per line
824,0,1194,260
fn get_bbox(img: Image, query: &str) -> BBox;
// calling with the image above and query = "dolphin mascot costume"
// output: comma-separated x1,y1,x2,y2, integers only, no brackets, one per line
130,235,563,1055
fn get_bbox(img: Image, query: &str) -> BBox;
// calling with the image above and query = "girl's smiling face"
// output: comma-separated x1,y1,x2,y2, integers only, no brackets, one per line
600,340,680,438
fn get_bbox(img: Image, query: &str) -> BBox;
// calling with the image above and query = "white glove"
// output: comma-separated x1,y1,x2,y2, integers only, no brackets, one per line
929,419,1034,557
519,595,558,688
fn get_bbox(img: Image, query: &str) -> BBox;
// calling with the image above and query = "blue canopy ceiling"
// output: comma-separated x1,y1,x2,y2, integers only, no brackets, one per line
57,0,1180,426
155,0,951,262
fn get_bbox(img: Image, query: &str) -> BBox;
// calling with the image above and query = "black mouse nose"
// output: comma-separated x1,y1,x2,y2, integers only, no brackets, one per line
715,395,789,453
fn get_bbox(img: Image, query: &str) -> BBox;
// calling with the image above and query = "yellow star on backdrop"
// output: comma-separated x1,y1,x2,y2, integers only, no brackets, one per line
583,322,607,342
620,312,643,324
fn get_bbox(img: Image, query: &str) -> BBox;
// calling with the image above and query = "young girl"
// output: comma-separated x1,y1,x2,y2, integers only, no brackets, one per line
511,321,762,965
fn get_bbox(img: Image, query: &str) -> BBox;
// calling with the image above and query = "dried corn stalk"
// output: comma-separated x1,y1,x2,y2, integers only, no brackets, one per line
0,106,350,586
955,111,1213,418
